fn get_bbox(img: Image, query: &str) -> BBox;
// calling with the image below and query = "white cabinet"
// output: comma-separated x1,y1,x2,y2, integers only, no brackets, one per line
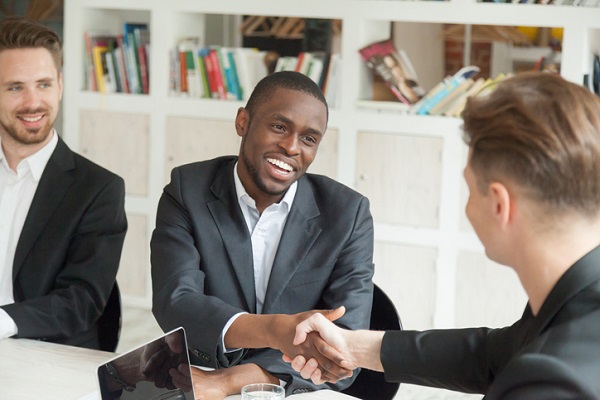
63,0,600,327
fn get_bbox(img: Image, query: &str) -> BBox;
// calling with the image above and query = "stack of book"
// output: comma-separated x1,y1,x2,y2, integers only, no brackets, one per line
84,23,150,94
171,41,342,106
408,66,509,117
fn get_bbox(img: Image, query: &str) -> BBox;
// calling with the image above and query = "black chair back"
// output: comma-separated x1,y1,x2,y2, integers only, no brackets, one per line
341,284,402,400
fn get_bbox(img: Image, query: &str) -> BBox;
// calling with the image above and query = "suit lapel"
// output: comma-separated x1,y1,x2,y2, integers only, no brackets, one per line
207,159,256,313
13,137,75,278
263,177,322,313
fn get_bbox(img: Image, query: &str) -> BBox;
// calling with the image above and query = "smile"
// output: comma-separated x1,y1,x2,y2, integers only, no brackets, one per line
20,115,43,122
267,158,293,172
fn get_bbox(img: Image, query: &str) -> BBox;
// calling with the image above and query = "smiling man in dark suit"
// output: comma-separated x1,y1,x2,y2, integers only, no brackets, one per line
0,17,127,350
151,71,374,397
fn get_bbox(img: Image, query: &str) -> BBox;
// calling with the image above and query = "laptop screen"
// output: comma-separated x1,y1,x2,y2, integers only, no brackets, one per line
97,327,195,400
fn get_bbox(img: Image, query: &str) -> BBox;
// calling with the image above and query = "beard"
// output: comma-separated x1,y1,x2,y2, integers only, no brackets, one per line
0,108,54,146
240,145,287,198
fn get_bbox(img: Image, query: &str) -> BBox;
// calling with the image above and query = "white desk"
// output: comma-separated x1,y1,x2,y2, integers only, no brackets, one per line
0,338,358,400
0,338,113,400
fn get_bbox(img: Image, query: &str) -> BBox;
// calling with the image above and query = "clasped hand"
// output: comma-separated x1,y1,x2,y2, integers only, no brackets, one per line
279,306,357,384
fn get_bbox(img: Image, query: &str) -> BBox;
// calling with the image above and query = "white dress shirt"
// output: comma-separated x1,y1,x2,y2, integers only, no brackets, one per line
220,162,297,353
0,131,58,339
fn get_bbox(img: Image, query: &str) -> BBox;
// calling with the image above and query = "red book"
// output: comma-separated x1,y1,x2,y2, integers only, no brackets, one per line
137,45,149,94
208,49,226,100
179,50,188,93
202,50,218,98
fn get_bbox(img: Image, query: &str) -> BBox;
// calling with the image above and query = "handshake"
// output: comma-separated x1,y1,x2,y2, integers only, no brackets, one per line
281,306,385,385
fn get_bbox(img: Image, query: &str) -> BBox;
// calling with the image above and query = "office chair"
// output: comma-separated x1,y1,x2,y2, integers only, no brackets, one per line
97,283,122,352
341,283,402,400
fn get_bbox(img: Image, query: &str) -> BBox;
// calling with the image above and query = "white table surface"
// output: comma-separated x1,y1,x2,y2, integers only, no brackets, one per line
0,338,358,400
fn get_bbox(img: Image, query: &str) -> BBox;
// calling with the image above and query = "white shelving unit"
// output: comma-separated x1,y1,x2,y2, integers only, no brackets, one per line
63,0,600,335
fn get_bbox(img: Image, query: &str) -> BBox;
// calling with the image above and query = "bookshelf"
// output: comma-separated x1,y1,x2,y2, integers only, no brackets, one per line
63,0,600,339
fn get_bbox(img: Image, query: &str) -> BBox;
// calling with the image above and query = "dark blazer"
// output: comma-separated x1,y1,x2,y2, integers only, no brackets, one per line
381,245,600,399
1,136,127,349
151,156,374,394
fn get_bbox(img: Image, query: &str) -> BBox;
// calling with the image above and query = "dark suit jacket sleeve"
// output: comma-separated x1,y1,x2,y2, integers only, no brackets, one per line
485,354,598,399
381,328,496,394
2,170,126,345
151,167,245,365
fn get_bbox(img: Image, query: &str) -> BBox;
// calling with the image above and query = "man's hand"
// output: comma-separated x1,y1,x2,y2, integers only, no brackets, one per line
226,307,353,383
285,307,386,385
190,363,279,400
271,307,352,383
283,307,357,384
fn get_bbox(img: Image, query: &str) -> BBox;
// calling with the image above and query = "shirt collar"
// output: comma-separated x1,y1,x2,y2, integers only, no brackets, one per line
0,130,58,181
234,161,297,210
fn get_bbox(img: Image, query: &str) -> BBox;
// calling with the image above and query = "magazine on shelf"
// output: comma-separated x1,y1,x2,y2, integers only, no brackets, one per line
359,38,425,105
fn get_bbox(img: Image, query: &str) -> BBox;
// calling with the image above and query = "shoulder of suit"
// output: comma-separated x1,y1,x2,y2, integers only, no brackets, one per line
69,151,124,184
303,173,366,201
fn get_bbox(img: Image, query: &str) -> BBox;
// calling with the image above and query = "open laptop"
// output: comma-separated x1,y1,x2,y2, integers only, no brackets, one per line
97,327,196,400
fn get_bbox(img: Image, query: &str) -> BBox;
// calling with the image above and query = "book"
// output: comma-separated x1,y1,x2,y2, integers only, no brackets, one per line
359,39,423,105
226,49,243,101
104,51,118,93
84,32,116,92
123,22,148,94
408,77,448,115
306,53,325,85
209,49,227,100
415,65,481,115
115,35,130,93
428,78,474,116
443,77,487,117
233,48,268,101
197,50,211,99
178,38,203,97
324,53,342,108
92,45,109,93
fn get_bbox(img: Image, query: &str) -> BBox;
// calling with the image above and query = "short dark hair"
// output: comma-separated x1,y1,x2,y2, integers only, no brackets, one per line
245,71,328,124
462,72,600,217
0,16,62,71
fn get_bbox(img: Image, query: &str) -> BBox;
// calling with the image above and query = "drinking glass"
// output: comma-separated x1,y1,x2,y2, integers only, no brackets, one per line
241,383,285,400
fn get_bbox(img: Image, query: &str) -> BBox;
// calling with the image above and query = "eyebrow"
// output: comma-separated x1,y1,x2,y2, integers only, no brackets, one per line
272,114,324,137
3,77,55,85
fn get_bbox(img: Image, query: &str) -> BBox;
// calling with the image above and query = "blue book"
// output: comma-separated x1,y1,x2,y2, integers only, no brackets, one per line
416,66,480,115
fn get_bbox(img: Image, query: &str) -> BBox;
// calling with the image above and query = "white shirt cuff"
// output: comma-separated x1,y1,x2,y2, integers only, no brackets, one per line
221,311,247,353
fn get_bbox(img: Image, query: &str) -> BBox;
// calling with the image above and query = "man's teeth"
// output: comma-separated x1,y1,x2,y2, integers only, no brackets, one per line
267,158,293,172
21,116,42,122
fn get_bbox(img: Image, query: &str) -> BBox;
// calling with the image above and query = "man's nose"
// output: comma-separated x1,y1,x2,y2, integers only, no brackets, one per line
280,133,300,155
22,87,41,110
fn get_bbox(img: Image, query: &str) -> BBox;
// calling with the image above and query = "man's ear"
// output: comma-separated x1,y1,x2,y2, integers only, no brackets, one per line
235,107,249,137
489,182,512,229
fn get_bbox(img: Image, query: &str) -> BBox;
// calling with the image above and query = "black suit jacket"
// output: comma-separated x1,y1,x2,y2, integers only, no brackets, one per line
1,137,127,349
381,245,600,399
151,156,374,394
